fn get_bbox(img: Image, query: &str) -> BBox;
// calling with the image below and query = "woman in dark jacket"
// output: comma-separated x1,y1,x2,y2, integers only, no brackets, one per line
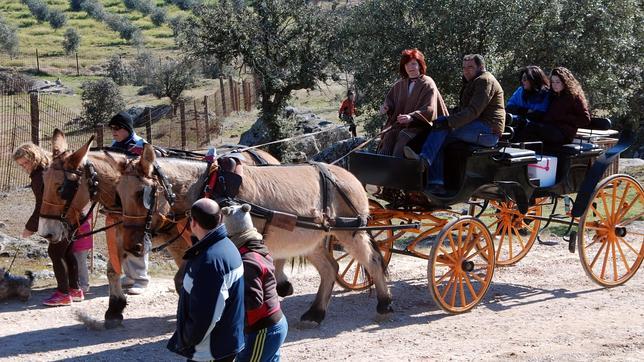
13,143,83,306
515,67,590,144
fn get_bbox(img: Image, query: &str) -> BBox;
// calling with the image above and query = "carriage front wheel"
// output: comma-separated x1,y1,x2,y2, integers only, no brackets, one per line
578,174,644,287
428,216,495,313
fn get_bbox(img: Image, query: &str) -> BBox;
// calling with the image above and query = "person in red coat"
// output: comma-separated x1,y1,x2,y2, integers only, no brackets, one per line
515,67,590,144
339,90,357,137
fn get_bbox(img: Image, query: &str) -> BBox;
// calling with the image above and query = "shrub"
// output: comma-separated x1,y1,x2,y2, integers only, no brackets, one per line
131,50,155,86
105,55,129,85
69,0,85,11
150,8,166,26
23,0,50,22
48,10,67,29
147,57,196,105
0,16,19,57
62,27,80,55
81,78,125,127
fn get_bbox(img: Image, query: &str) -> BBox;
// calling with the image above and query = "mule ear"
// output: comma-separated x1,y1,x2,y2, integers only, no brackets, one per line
221,207,233,216
52,128,68,157
66,135,95,169
139,144,156,178
241,204,251,213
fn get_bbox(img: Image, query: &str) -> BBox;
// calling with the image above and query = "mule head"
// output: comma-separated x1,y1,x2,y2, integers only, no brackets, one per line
117,144,172,256
39,130,95,242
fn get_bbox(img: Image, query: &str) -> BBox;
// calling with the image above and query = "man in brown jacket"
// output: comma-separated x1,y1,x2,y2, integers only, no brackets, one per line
411,54,505,194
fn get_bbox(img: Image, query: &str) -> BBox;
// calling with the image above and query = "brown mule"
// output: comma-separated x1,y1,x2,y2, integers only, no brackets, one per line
116,144,393,325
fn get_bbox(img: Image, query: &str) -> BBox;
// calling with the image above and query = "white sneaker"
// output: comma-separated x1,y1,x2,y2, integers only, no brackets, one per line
127,286,146,295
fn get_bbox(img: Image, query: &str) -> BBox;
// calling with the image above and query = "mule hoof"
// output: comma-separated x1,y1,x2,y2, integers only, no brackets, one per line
276,281,294,297
300,309,325,325
104,318,123,329
377,301,394,315
296,320,320,329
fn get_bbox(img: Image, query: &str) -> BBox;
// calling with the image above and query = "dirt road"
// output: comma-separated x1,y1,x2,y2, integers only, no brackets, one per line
1,239,642,361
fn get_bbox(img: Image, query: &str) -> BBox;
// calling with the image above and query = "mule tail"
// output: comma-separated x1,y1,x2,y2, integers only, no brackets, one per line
74,310,105,331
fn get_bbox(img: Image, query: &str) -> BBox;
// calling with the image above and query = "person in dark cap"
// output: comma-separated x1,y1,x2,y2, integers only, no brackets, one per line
108,111,146,156
107,110,150,295
167,198,245,362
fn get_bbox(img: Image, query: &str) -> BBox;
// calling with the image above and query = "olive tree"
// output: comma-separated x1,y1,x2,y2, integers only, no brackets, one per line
147,57,196,107
62,27,80,55
340,0,642,135
81,78,126,127
0,16,19,57
178,0,342,150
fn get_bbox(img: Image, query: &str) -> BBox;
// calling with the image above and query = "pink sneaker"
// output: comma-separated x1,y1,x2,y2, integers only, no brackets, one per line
43,291,72,307
69,288,84,302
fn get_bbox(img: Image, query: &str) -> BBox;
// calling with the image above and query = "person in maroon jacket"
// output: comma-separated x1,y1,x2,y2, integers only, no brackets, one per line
222,203,287,362
515,67,590,144
13,143,83,306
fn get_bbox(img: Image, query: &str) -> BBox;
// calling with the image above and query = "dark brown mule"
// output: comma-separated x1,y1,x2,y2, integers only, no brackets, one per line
38,130,192,328
116,144,393,325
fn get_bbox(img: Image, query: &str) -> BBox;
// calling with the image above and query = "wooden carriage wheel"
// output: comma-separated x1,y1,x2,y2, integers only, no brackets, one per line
428,216,495,313
475,199,545,266
578,174,644,287
328,200,395,291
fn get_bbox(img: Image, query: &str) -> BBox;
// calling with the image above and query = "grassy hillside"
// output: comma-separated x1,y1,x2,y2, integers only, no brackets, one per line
0,0,189,72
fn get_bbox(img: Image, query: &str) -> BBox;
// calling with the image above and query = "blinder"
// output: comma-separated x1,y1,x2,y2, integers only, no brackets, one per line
142,185,156,211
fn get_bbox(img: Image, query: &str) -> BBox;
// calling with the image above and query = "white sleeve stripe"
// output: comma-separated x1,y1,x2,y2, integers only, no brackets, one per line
193,264,244,361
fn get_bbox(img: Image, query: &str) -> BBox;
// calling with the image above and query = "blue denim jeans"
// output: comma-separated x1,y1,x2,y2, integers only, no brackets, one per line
420,119,499,185
237,315,288,362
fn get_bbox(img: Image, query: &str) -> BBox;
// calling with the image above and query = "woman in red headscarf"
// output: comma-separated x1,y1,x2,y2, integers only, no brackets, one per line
378,48,449,157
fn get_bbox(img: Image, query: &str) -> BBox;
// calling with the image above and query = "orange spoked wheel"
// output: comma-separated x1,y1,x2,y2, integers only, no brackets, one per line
428,216,495,313
578,174,644,287
329,200,396,290
477,199,545,266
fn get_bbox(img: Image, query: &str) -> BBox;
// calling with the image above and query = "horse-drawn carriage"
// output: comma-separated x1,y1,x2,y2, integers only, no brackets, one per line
38,118,641,328
329,117,643,313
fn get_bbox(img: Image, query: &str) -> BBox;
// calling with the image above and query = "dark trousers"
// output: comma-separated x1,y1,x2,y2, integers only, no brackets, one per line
515,121,567,144
48,239,79,293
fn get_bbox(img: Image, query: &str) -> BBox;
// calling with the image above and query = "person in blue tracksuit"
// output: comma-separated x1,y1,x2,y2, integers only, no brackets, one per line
167,198,245,362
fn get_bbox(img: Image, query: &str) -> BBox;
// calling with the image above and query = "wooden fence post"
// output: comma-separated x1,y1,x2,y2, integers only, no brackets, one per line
180,101,186,150
228,76,236,113
75,52,80,76
29,92,40,145
95,124,104,147
35,49,40,74
146,109,152,144
193,99,199,135
203,95,210,133
219,77,227,117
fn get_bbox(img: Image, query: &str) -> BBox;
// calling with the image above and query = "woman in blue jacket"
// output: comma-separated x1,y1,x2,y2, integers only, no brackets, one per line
506,65,550,123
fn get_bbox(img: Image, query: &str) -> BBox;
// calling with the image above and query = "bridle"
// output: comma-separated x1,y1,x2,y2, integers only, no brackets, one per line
120,162,180,253
40,156,100,240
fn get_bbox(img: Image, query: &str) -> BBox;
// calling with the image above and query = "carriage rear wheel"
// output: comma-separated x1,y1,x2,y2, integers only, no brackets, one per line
476,199,545,266
329,200,395,291
428,216,495,313
578,174,644,287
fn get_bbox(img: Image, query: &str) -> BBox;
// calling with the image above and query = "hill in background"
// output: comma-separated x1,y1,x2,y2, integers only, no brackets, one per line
0,0,194,73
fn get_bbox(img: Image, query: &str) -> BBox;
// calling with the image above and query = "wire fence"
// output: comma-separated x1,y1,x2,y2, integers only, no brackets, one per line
0,75,258,191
